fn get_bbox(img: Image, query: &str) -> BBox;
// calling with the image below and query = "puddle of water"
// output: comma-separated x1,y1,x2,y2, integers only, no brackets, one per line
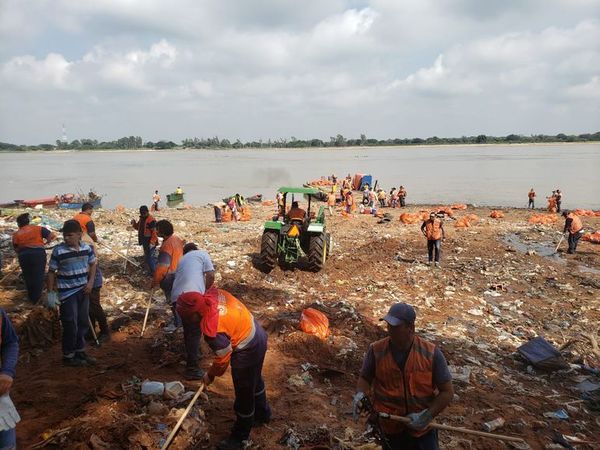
504,233,599,274
503,233,562,258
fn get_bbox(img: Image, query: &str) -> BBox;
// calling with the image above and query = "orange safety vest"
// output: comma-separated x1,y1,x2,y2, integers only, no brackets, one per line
346,194,354,206
372,336,436,436
567,213,583,234
137,215,158,245
159,234,184,273
73,213,92,234
327,193,336,206
288,207,306,221
425,219,443,240
208,289,257,377
528,191,535,199
12,225,45,250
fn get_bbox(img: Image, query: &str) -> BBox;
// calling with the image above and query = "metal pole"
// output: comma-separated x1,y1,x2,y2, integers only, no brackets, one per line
140,288,155,337
122,229,134,272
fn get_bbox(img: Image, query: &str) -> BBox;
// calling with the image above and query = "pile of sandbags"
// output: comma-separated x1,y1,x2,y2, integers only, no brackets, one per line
490,210,504,219
528,214,559,225
573,209,600,217
582,232,600,244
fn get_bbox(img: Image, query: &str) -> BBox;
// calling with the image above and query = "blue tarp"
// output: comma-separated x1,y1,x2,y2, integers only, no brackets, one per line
359,175,372,190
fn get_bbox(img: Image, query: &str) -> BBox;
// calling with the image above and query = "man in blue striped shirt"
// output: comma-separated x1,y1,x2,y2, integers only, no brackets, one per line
47,220,97,367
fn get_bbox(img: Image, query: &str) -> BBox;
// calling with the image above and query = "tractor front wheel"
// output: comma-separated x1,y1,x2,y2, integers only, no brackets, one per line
260,231,278,272
308,233,327,272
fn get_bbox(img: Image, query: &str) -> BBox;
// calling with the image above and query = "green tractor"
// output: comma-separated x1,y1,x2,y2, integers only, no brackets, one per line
260,187,331,272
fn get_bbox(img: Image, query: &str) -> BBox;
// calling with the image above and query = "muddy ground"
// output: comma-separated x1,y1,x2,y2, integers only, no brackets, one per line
0,202,599,449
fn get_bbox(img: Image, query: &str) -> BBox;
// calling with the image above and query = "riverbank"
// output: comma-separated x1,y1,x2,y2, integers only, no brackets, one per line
2,140,600,153
0,203,599,449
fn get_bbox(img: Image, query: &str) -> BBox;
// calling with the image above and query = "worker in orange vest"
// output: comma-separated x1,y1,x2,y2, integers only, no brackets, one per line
421,212,445,267
327,190,336,216
153,220,184,331
177,288,271,450
287,201,306,222
562,210,584,254
353,303,453,450
12,213,56,303
73,202,98,243
130,205,158,274
528,188,536,209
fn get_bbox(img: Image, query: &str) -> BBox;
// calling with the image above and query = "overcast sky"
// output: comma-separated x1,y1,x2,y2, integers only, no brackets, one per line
0,0,599,144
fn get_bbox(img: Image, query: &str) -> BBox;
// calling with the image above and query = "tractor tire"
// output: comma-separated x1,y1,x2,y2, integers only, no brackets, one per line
260,231,278,272
308,232,327,272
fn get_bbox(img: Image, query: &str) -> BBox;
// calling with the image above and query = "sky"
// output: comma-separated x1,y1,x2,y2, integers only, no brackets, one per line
0,0,599,144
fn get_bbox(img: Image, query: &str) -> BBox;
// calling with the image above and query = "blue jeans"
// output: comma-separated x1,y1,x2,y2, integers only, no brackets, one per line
427,239,441,262
59,289,90,357
142,241,157,274
18,248,47,303
385,429,439,450
0,427,16,449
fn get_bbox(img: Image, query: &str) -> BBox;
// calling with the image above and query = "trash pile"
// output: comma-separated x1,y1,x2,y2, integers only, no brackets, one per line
1,203,598,448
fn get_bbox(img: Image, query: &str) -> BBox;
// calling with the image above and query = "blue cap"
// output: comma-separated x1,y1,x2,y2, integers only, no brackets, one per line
381,303,416,326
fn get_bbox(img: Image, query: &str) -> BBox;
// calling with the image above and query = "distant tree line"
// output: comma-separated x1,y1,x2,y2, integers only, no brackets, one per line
1,131,599,151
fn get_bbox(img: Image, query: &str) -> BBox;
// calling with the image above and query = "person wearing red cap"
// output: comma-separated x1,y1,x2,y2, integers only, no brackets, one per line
176,287,271,450
353,303,453,450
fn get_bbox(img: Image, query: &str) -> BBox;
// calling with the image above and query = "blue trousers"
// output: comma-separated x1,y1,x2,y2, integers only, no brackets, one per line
230,344,271,440
0,427,16,449
18,248,47,303
385,429,439,450
59,289,90,357
141,241,157,274
427,239,441,262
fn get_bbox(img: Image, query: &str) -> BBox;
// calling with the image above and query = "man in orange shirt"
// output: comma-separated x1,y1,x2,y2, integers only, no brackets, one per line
420,212,445,267
12,213,56,303
327,190,336,216
527,188,536,209
177,288,271,450
287,201,306,222
153,220,184,331
562,210,584,254
73,203,98,243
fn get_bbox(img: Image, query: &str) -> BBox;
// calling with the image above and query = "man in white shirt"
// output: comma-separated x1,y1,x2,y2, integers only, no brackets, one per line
171,243,215,379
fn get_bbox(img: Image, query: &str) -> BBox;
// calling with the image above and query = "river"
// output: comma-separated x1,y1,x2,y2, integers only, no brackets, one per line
1,144,599,209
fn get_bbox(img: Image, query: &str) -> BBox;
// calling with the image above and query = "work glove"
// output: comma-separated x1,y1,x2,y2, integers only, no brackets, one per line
352,391,369,421
45,291,60,309
0,394,20,431
406,409,433,430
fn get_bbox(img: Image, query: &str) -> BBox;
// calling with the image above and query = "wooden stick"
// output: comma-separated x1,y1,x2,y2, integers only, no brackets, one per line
96,240,141,267
555,234,565,253
122,229,134,272
379,412,527,444
140,289,155,337
88,316,100,346
161,384,205,450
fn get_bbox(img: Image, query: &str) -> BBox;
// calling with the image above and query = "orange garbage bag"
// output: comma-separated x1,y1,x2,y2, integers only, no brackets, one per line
451,204,467,210
399,213,419,224
528,214,558,225
435,206,454,217
262,200,275,206
582,232,600,244
490,210,504,219
300,308,330,339
239,207,252,221
222,209,232,222
454,217,471,228
465,214,479,222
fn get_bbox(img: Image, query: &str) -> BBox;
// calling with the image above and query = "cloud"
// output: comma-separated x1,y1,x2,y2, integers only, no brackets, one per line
0,1,599,143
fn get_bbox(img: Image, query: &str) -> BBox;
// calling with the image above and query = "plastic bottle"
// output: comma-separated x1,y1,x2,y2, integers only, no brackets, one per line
482,417,505,432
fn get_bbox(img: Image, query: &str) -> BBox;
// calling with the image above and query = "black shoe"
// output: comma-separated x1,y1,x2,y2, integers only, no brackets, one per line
253,414,271,427
216,436,245,450
63,356,87,367
184,367,205,380
97,333,111,343
75,351,97,365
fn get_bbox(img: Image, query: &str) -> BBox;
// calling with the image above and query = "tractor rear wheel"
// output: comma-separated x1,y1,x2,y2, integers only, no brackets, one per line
260,231,278,272
308,233,327,272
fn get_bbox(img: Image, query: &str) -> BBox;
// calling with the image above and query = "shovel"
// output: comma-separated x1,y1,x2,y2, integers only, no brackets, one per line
122,229,134,273
140,288,156,337
554,233,565,253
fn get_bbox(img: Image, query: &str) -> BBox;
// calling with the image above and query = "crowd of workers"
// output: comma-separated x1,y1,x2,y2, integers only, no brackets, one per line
2,179,591,450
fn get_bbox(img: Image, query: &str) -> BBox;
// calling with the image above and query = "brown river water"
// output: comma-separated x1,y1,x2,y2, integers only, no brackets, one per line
1,143,599,209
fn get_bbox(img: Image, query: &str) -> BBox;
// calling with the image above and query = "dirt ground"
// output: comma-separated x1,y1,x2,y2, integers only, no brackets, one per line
0,201,599,449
